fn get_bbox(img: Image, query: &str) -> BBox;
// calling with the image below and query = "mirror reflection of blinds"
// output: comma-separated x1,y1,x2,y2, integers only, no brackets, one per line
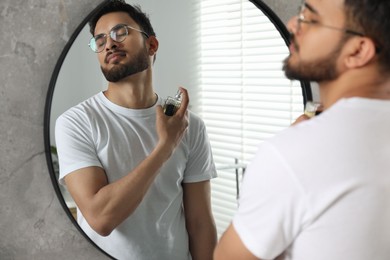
198,0,304,237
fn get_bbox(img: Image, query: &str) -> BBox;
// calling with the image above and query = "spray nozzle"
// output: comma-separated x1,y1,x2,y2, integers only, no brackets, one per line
174,89,182,100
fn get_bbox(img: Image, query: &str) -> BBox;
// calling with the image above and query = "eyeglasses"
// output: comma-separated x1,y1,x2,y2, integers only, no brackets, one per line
89,24,149,53
296,3,364,37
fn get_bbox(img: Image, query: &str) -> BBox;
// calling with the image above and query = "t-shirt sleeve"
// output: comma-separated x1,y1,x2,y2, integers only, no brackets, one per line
232,141,307,259
55,110,102,185
182,114,217,183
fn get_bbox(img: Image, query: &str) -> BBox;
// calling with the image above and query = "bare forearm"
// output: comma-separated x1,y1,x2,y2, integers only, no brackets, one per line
86,143,174,235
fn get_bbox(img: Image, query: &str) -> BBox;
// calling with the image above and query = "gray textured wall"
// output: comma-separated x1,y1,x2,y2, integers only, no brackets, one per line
0,0,298,259
262,0,298,25
1,0,108,259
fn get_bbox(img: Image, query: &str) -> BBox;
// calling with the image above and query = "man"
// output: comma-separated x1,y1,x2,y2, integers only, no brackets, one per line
55,1,217,259
214,0,390,259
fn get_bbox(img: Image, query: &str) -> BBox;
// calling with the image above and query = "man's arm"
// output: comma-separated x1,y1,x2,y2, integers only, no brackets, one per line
64,142,178,236
214,224,260,260
64,88,190,236
183,180,217,260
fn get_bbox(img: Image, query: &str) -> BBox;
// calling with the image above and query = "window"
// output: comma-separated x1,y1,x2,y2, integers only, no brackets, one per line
198,0,305,237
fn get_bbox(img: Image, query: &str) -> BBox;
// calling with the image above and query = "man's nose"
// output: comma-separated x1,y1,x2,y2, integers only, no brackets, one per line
286,15,299,35
105,36,117,51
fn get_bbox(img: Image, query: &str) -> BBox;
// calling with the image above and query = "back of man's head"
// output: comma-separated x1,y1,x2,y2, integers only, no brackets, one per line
344,0,390,71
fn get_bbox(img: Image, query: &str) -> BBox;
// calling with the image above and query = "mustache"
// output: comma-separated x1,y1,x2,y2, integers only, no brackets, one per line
105,50,126,63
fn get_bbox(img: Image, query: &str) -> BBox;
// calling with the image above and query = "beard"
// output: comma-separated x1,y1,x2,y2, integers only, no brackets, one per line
101,46,150,82
283,34,344,82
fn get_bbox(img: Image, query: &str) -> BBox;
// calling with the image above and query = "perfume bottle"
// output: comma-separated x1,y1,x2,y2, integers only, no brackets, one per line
163,89,182,116
304,101,323,118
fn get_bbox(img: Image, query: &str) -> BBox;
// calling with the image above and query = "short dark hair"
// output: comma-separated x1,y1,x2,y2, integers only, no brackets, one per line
88,0,156,38
344,0,390,71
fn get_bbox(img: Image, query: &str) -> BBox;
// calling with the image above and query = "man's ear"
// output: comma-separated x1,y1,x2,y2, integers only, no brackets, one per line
147,36,159,56
344,37,376,68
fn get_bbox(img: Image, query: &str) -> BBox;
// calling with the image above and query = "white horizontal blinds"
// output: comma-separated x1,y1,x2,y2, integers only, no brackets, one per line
199,0,304,237
200,0,244,167
199,0,243,237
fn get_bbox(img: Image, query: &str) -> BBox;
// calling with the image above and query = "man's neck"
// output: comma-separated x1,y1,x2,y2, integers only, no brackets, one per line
104,72,157,109
318,66,390,109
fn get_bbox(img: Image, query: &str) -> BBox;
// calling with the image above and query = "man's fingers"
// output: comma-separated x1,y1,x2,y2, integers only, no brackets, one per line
291,114,310,126
176,87,189,116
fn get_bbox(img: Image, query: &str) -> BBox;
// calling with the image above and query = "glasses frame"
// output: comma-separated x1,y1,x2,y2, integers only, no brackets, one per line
296,4,364,37
89,24,150,53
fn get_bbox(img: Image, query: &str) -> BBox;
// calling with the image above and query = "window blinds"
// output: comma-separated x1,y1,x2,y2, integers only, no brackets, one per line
198,0,304,237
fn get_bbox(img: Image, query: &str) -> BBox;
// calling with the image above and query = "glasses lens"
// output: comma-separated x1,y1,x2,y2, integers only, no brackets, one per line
89,38,97,52
89,35,106,53
111,25,128,43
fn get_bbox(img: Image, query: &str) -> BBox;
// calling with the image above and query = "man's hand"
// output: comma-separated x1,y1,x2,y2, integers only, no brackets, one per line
291,114,311,126
155,87,189,152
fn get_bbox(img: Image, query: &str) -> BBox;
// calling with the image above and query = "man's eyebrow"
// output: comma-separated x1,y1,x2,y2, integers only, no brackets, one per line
304,2,319,14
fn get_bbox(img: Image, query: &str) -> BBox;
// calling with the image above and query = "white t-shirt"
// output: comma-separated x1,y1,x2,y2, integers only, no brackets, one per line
233,98,390,260
55,92,217,260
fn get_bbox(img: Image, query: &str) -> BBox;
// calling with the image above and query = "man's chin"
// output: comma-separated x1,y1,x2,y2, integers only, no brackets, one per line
282,59,298,80
102,67,150,83
283,66,312,82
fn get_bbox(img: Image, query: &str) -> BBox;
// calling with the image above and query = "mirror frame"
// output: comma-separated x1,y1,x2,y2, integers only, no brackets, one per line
44,0,311,258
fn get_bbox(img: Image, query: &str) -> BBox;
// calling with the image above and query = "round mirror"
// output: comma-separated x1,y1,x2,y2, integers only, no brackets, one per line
44,0,311,258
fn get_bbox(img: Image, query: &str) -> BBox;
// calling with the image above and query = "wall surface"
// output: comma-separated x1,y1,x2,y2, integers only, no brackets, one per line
0,0,299,259
262,0,298,25
0,0,108,259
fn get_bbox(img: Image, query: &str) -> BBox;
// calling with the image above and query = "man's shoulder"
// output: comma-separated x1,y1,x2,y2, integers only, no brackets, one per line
62,94,102,115
187,110,207,130
57,94,103,125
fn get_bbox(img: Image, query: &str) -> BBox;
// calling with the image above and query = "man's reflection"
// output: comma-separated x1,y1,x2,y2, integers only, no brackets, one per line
55,1,217,259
